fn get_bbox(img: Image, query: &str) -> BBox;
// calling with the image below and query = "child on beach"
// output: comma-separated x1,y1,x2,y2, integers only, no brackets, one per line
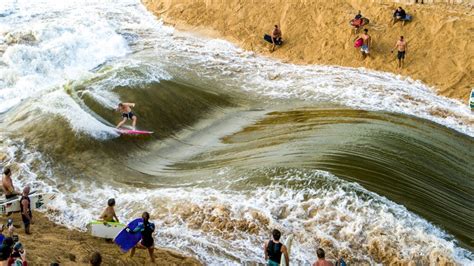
128,212,155,263
116,102,137,130
100,198,119,223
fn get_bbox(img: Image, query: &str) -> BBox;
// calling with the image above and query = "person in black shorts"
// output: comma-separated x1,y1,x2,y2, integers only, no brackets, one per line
2,168,19,199
129,212,155,263
391,36,408,69
20,186,32,234
116,102,137,130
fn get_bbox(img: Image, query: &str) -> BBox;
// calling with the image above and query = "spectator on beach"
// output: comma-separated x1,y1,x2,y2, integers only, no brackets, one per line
129,212,155,263
2,169,19,199
90,251,102,266
393,7,407,25
263,229,289,266
358,29,371,59
99,198,119,223
20,187,32,235
263,25,283,52
312,248,333,266
391,36,408,69
8,242,27,266
350,11,367,34
0,237,14,265
0,226,5,245
6,220,13,239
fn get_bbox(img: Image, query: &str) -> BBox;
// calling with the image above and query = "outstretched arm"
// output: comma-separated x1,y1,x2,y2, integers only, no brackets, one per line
122,103,135,107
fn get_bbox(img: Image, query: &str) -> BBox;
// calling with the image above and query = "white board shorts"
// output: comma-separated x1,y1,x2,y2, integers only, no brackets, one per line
360,45,369,54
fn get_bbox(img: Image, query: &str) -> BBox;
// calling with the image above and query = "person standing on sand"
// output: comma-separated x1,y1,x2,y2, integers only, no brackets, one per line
20,186,32,234
99,198,119,223
263,229,289,266
312,248,333,266
129,212,155,263
391,36,408,69
2,168,19,199
359,29,371,59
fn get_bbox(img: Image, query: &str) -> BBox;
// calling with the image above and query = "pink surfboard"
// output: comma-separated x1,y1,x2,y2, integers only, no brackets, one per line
118,129,153,135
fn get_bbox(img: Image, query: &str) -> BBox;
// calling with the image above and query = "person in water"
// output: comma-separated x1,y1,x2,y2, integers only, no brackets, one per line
264,229,289,266
129,212,155,263
20,186,32,234
393,7,407,25
391,36,408,69
100,198,119,223
116,102,137,130
359,28,371,59
2,168,19,199
312,248,333,266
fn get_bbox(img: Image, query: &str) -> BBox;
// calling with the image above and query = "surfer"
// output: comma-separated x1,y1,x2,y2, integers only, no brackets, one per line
391,36,408,69
128,212,155,263
312,248,333,266
116,102,137,130
20,186,32,234
100,198,119,223
264,229,289,266
2,168,19,199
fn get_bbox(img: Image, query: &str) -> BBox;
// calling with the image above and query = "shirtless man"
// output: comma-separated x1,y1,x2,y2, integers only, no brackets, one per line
391,36,408,69
359,28,371,59
312,248,334,266
116,102,137,130
100,198,119,223
2,168,19,199
271,25,282,52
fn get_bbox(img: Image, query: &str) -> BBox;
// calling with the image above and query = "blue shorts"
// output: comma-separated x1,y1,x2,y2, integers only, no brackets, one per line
360,45,369,54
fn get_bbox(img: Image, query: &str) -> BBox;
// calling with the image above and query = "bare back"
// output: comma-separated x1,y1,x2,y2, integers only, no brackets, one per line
100,206,116,222
2,175,14,196
313,259,334,266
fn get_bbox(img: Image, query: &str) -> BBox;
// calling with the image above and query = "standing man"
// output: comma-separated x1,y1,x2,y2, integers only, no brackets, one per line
264,229,289,266
20,186,32,234
359,29,371,59
391,36,408,69
2,168,19,199
312,248,333,266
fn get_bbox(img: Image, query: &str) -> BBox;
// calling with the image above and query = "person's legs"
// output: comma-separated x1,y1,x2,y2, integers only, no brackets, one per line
24,223,30,234
147,247,155,262
117,117,127,128
131,116,137,129
130,247,136,258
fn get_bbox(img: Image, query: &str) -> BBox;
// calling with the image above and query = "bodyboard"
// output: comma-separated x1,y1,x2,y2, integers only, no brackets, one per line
114,218,143,252
89,221,125,239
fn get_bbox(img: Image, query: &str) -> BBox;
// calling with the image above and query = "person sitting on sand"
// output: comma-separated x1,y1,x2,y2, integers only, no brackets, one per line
90,251,102,266
264,229,289,266
100,198,119,223
312,248,333,266
116,102,137,130
8,242,28,266
393,7,407,25
263,25,283,52
359,29,371,59
391,36,408,69
351,11,365,34
2,168,19,199
129,212,155,263
20,186,32,234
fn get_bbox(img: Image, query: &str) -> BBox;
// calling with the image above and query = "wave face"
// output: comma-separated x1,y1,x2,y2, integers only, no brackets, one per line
0,0,473,265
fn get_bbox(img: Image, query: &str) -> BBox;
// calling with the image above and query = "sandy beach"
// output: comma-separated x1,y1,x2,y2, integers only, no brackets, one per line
0,212,201,265
143,0,473,103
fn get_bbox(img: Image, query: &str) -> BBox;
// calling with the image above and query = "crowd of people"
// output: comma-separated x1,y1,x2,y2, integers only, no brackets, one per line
264,6,411,70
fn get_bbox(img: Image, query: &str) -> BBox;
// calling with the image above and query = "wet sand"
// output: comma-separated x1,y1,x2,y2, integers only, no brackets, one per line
143,0,473,103
0,212,201,265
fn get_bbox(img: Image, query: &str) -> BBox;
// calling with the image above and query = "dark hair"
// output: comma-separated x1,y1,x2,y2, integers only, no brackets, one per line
3,168,11,176
364,28,368,33
399,6,402,9
50,263,60,266
118,103,123,107
317,248,325,259
142,212,150,222
107,198,115,207
400,36,404,39
274,25,278,28
272,229,281,241
90,251,102,266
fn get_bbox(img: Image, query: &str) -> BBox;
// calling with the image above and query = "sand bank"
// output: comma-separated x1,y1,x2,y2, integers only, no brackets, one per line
143,0,473,103
0,212,201,265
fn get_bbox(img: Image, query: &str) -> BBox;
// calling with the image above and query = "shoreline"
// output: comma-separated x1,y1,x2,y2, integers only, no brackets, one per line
143,0,473,104
0,211,201,265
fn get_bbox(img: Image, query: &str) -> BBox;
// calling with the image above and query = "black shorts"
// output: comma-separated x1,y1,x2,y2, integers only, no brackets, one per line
5,194,17,199
122,112,135,120
141,238,154,248
397,51,405,59
22,213,31,225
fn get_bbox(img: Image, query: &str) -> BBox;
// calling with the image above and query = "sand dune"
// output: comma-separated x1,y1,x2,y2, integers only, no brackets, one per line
143,0,473,103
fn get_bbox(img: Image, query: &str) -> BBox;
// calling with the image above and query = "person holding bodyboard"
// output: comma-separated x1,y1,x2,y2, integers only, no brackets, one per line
128,212,156,263
264,229,289,266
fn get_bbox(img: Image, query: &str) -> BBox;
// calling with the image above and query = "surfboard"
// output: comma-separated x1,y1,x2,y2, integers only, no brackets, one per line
470,89,474,109
114,218,143,252
280,234,293,266
118,129,153,135
89,221,125,239
0,192,55,215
